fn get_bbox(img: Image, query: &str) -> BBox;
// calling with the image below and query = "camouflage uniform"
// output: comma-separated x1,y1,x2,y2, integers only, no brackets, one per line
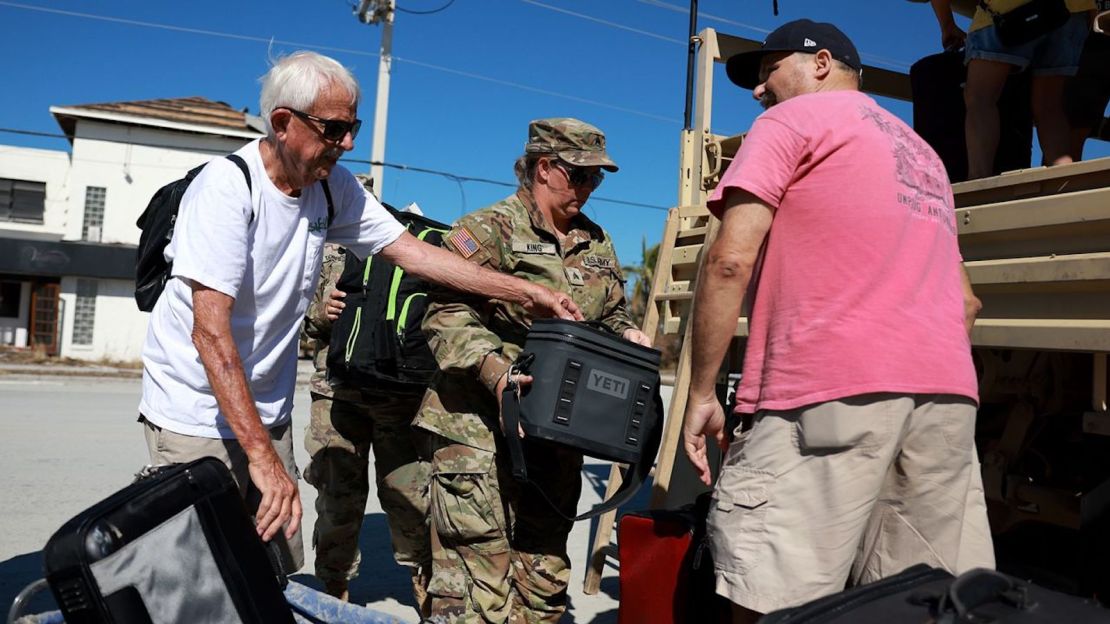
414,119,634,623
303,242,431,613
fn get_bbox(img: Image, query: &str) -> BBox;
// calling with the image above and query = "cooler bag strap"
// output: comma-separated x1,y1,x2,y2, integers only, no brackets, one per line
501,352,536,485
501,384,664,522
502,381,530,484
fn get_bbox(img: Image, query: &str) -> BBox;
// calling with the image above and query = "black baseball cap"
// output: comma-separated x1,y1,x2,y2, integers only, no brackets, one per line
726,19,862,89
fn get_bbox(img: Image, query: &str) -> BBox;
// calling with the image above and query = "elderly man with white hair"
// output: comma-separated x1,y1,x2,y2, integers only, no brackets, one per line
137,51,582,572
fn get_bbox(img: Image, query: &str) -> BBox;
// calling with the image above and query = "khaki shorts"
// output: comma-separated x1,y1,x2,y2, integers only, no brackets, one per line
707,394,994,614
142,417,304,572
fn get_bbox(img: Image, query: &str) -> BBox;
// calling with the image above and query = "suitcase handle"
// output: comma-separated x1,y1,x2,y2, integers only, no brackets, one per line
6,578,51,624
936,568,1034,621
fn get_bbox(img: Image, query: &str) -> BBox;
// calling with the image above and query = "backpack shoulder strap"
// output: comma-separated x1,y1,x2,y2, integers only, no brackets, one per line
225,154,255,224
320,179,336,228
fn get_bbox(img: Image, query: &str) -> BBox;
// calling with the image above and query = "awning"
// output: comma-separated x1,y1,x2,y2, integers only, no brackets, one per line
0,237,135,280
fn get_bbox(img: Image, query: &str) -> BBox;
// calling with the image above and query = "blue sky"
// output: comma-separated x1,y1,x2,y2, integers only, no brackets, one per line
2,0,1108,273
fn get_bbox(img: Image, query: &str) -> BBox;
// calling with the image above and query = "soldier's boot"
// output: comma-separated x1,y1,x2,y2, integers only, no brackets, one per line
323,579,349,602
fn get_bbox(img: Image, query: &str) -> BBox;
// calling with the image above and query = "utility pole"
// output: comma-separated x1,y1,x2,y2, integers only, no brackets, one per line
355,0,395,199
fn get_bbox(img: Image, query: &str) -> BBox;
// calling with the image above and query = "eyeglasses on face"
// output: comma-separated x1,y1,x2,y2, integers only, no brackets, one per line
553,160,604,190
281,107,362,142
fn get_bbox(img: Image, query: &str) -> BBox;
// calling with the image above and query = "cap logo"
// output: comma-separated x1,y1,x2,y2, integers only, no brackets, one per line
803,38,817,47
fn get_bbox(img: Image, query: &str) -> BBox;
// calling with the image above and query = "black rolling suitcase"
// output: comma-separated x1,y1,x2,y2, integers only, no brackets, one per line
42,457,294,624
761,564,1110,623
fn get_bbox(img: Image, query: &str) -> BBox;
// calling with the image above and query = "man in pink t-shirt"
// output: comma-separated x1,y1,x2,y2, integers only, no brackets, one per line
681,19,995,620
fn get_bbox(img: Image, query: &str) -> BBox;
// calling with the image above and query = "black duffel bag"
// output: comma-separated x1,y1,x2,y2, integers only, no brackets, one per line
501,319,664,521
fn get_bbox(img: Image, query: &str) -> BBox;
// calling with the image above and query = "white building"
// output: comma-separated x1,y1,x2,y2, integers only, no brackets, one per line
0,97,263,361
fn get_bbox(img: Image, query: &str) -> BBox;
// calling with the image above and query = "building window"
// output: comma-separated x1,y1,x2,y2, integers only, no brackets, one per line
72,279,97,346
0,178,46,224
0,282,20,318
82,186,106,242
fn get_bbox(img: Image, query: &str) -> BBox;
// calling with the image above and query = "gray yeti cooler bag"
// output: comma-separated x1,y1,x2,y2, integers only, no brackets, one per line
501,319,663,520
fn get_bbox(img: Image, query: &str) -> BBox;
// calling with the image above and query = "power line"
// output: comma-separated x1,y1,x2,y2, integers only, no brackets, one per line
0,0,678,125
0,127,669,211
520,0,911,71
518,0,684,45
397,0,456,15
0,128,63,140
513,0,911,72
392,56,678,123
0,1,375,58
345,157,669,210
636,0,772,35
628,0,913,71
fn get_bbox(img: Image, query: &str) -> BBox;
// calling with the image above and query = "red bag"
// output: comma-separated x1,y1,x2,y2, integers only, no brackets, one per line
617,497,728,624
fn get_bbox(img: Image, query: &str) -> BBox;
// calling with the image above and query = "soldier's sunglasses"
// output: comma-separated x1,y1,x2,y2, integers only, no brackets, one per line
553,160,605,190
282,107,362,142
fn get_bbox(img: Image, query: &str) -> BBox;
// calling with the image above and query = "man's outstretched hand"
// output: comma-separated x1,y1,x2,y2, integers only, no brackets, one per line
521,284,583,321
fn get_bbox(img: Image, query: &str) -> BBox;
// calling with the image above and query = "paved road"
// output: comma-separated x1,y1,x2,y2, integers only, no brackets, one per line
0,371,674,622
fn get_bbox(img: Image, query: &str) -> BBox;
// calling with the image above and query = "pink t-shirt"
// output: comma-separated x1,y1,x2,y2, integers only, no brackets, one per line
707,90,978,414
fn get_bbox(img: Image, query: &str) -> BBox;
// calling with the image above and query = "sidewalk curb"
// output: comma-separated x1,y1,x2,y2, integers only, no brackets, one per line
0,364,142,379
0,360,317,385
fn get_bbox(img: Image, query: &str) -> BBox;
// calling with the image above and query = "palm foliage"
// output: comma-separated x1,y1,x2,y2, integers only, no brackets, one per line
622,237,660,326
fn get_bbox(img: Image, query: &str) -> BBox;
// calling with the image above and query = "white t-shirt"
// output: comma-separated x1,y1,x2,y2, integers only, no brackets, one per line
139,140,405,438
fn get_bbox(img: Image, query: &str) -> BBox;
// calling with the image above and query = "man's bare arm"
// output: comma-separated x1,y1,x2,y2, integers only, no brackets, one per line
191,283,301,542
683,191,775,485
378,231,583,321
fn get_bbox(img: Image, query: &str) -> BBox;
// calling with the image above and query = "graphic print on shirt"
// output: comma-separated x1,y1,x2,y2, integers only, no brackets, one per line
858,104,956,236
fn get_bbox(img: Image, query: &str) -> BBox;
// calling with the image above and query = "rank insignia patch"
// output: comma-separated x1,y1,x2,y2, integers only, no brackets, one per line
565,267,585,286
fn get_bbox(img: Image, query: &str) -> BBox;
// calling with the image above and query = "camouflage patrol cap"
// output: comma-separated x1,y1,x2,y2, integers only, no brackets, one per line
524,118,618,172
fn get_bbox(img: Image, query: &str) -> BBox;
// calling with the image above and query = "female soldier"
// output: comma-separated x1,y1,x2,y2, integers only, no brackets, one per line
414,118,651,623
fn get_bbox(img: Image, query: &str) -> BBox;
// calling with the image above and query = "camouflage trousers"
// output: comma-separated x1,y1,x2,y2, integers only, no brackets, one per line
418,430,583,624
304,390,431,604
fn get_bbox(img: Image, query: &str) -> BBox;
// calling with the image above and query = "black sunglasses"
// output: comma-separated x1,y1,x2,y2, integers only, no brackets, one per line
553,160,605,190
282,107,362,142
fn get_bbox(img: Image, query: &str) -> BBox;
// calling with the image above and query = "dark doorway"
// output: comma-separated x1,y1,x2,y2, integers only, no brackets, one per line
30,281,60,355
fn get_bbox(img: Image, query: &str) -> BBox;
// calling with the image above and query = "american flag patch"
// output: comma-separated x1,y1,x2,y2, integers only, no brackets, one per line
448,227,481,258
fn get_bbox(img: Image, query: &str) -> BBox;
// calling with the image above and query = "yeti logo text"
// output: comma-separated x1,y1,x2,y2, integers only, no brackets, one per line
587,370,630,399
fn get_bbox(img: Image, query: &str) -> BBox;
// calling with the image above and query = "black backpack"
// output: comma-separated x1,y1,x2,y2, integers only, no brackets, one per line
326,207,449,394
133,154,334,311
